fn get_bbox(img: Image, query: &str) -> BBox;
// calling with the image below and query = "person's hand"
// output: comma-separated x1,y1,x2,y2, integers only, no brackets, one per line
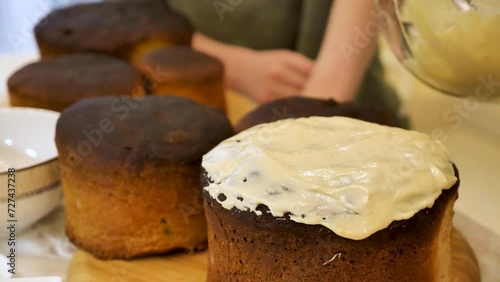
302,70,355,103
233,49,314,104
191,33,314,103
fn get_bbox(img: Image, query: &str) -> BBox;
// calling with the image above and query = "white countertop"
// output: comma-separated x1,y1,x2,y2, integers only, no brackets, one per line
0,53,499,280
380,45,500,238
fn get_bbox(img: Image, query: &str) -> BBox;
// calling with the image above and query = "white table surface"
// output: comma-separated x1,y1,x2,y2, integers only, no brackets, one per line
379,45,500,238
0,53,499,281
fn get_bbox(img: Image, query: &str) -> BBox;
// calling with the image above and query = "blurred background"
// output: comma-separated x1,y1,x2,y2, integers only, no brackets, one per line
0,0,98,54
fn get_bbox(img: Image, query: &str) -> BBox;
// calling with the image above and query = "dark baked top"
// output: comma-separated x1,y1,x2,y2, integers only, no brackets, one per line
56,96,233,172
235,97,397,132
35,1,193,56
7,53,142,101
136,47,224,83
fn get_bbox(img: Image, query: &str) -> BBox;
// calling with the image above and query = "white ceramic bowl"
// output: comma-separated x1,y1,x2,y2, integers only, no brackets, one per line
0,107,62,236
0,278,62,282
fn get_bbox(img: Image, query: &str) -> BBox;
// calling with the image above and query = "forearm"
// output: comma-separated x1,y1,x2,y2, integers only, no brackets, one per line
305,0,379,102
192,32,251,93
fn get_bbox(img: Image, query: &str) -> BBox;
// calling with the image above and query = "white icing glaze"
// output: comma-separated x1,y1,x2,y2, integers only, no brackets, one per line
202,117,457,240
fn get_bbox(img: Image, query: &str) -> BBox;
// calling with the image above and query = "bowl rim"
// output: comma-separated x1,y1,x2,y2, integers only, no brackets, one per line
0,106,60,174
0,158,60,203
0,156,58,175
0,173,61,203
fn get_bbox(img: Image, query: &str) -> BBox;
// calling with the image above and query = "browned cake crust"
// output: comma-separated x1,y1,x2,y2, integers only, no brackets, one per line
7,53,144,112
203,166,460,281
235,97,398,132
136,47,226,109
35,0,193,60
56,96,233,260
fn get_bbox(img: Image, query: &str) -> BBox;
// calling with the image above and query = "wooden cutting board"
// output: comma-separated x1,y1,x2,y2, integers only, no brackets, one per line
67,228,480,282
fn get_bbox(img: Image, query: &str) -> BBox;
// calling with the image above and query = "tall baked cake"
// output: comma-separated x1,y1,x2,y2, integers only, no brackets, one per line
136,46,226,110
56,96,232,260
7,53,144,112
235,96,397,132
202,116,459,281
35,0,193,64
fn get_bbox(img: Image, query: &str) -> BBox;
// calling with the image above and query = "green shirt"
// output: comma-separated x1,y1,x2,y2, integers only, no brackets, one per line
168,0,408,127
168,0,331,59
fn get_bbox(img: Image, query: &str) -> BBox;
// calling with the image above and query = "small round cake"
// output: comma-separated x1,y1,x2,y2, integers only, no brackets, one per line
7,53,144,112
35,1,193,63
56,96,233,260
235,96,397,132
202,117,459,281
136,47,226,109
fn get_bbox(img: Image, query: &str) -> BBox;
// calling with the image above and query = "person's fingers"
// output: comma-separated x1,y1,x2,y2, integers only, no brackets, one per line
253,80,300,104
285,52,314,75
282,69,310,89
268,81,301,101
270,65,309,89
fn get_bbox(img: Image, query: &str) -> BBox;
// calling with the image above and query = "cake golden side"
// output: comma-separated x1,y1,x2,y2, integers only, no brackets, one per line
56,96,232,260
136,47,226,110
7,53,144,112
65,163,207,260
35,0,193,62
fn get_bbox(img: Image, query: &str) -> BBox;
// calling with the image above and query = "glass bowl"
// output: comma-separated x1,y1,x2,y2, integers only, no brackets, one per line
376,0,500,102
